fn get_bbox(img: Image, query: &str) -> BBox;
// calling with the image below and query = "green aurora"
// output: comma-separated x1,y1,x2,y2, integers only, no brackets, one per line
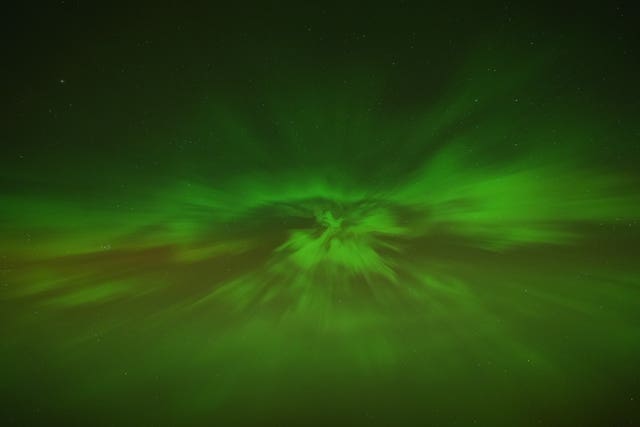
1,3,640,426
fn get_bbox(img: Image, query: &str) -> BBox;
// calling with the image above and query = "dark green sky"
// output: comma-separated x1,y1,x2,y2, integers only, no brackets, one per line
1,2,639,426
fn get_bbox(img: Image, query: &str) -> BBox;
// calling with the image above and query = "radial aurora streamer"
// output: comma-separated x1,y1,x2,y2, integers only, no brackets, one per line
1,3,639,426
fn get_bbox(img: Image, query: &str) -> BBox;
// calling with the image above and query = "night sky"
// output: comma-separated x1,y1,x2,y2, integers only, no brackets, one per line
2,2,640,426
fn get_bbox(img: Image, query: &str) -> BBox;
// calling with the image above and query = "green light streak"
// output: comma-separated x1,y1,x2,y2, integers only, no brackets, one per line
1,40,639,426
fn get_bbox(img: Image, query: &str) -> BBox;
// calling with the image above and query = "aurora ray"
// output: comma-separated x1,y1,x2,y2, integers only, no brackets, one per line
1,4,639,426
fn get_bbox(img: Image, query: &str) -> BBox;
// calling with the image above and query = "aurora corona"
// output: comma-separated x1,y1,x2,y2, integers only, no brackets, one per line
1,3,639,426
